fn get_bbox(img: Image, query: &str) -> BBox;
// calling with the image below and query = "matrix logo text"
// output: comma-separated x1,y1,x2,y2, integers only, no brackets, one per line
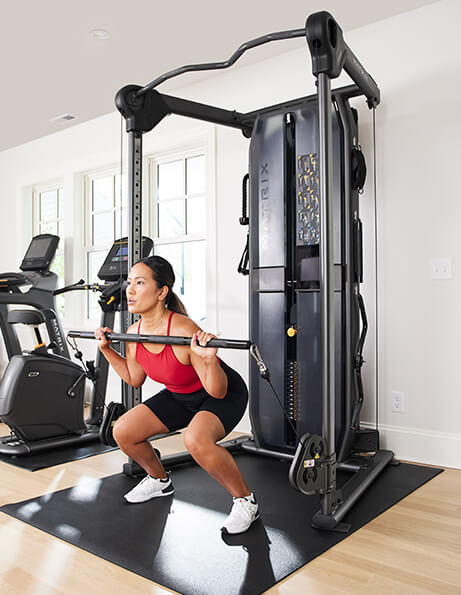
260,163,270,251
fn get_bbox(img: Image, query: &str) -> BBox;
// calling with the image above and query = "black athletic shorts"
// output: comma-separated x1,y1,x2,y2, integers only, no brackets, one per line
142,361,248,436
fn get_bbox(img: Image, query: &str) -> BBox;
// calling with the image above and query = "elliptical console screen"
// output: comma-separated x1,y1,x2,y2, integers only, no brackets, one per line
24,237,52,259
98,237,153,281
20,234,60,272
113,245,128,261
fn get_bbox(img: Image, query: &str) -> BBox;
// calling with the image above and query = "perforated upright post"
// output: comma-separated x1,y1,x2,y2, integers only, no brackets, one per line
123,131,143,411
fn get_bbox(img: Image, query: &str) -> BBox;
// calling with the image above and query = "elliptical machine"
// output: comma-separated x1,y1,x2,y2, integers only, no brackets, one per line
0,236,153,456
0,308,96,450
0,233,70,360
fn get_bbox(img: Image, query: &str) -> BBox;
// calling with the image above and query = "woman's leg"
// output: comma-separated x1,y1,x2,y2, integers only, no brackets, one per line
183,410,251,498
113,404,169,478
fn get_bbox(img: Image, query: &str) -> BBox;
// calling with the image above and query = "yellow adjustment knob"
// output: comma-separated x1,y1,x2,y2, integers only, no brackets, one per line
107,296,115,305
287,326,297,337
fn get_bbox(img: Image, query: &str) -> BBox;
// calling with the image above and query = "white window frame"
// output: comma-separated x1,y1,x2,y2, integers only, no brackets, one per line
31,178,66,297
15,179,68,342
83,164,127,326
32,180,65,239
146,130,217,332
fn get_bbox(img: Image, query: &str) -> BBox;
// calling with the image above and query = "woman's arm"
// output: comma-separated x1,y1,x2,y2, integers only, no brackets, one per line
189,330,228,399
95,326,146,388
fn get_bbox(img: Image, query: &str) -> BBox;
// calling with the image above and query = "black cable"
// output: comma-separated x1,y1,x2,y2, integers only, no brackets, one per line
251,344,306,448
119,115,124,326
237,238,249,275
264,377,306,447
372,107,379,432
67,329,108,416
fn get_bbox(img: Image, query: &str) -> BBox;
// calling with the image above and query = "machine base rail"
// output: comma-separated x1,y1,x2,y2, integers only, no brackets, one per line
240,438,295,462
312,449,395,531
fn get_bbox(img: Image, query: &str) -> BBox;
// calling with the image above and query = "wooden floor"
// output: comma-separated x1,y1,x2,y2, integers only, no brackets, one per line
0,425,460,595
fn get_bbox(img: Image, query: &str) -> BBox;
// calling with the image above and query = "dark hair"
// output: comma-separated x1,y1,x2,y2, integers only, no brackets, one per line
136,255,188,316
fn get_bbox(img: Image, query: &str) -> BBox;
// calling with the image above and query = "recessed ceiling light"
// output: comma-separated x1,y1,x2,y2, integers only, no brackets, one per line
90,29,111,40
49,113,78,124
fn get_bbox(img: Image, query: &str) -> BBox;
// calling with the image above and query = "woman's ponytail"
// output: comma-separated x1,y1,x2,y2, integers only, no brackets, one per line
166,290,188,316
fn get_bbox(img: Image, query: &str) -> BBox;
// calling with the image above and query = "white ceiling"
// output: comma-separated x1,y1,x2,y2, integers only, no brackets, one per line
2,0,438,152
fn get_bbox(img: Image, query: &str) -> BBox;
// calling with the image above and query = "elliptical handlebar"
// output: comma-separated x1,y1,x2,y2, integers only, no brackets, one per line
53,280,110,296
67,330,252,351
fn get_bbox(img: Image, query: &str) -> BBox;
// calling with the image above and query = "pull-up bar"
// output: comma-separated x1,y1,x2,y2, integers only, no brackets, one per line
134,12,379,108
137,28,306,96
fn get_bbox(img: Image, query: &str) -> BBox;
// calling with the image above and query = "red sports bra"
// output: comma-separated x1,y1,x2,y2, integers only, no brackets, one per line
135,312,203,394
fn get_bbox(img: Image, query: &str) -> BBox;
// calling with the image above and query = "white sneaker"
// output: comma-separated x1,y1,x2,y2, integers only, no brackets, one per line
221,494,259,534
124,474,174,503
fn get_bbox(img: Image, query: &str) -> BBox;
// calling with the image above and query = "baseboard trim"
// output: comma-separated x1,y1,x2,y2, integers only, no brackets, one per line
361,421,461,469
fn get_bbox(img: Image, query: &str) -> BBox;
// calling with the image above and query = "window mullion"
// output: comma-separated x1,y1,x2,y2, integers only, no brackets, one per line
150,150,207,323
32,182,65,318
85,168,122,322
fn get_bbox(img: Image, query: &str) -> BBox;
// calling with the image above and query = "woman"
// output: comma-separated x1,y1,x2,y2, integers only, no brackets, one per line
95,255,258,535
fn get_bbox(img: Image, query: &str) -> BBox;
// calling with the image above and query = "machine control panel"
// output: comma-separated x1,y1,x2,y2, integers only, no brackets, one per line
20,234,60,272
98,237,153,281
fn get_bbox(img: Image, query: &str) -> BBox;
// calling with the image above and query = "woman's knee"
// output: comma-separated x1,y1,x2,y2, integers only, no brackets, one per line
112,405,168,447
112,412,147,447
112,418,133,447
183,428,213,458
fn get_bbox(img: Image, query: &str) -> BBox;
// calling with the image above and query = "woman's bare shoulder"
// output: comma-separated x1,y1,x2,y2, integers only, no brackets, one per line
170,312,201,336
127,321,140,335
125,321,141,355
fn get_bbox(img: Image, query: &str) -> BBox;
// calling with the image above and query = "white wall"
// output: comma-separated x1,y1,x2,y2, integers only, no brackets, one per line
348,0,461,467
0,0,459,467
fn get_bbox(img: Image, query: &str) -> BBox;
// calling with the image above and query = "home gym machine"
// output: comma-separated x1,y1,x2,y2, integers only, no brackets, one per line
71,11,394,531
0,236,152,456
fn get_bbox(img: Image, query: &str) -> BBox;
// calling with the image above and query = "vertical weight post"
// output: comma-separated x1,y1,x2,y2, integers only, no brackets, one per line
318,72,337,515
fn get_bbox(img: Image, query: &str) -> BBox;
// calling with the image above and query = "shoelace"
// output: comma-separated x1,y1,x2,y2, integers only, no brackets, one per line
138,475,166,489
136,476,153,489
230,498,254,522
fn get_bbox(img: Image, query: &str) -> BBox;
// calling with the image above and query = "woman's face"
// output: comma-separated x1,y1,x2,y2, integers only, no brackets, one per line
126,262,166,314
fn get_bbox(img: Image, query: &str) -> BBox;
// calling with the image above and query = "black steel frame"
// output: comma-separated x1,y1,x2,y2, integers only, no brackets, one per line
114,11,393,530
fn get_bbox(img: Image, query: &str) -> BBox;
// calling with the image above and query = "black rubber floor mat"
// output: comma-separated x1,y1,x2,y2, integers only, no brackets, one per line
0,454,442,594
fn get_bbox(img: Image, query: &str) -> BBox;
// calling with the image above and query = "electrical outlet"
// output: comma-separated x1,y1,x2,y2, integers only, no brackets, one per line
392,391,405,413
430,258,452,280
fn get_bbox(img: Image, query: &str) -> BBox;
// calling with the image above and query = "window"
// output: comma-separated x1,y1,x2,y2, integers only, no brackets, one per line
82,143,213,326
85,169,127,319
33,184,65,316
151,152,207,323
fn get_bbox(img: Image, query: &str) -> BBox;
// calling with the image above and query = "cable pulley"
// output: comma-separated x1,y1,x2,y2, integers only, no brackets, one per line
288,433,329,495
